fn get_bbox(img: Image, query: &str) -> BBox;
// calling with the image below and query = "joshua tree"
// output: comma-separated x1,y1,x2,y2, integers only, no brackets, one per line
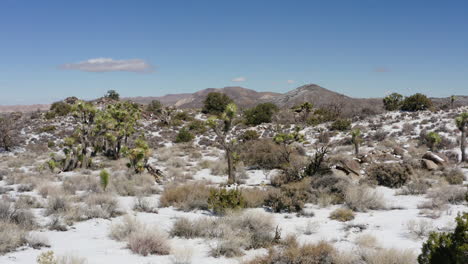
450,95,456,109
292,102,314,123
105,90,120,101
383,93,403,111
351,128,363,156
273,127,305,164
425,131,442,152
455,112,468,162
207,103,238,184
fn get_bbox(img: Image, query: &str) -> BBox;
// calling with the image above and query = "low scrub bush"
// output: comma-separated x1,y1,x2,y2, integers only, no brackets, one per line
441,168,465,185
159,182,213,211
345,184,386,212
329,208,355,222
265,178,312,213
174,128,195,143
367,162,412,188
128,229,170,256
0,220,26,253
208,188,245,215
240,139,285,169
330,119,351,131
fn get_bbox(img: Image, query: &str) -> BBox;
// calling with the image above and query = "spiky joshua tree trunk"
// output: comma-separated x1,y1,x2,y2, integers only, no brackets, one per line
455,113,468,162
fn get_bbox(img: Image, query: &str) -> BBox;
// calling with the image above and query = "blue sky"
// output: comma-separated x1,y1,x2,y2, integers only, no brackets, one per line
1,0,467,105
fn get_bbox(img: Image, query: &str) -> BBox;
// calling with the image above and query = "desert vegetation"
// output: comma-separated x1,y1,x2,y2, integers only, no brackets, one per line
0,90,466,264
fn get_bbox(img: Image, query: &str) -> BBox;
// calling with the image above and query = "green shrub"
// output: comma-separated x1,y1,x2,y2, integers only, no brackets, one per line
383,93,404,111
329,208,355,222
418,213,467,264
330,119,351,131
367,162,412,188
173,111,192,121
443,168,465,185
100,170,110,191
174,128,195,143
39,125,57,133
240,130,260,141
244,103,279,126
146,100,162,114
188,120,207,134
425,132,442,151
44,111,56,120
202,92,233,115
207,188,245,215
105,90,120,100
265,179,311,213
50,101,72,116
401,93,433,112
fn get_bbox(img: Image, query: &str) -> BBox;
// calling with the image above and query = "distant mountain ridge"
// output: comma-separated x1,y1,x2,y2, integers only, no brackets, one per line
2,84,468,113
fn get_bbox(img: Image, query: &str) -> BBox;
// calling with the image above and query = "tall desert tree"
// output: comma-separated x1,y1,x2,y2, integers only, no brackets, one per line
455,112,468,162
207,103,238,184
292,102,313,123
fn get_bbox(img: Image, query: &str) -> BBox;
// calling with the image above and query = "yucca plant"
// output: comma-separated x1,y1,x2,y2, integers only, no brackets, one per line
455,112,468,162
351,128,363,156
100,169,110,191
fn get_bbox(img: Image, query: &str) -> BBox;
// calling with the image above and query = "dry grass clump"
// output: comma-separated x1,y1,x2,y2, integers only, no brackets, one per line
109,214,170,256
128,229,170,256
82,193,120,219
62,175,101,194
45,195,71,216
56,254,88,264
426,185,466,206
441,168,465,185
406,219,434,239
159,181,213,211
362,248,417,264
355,234,379,249
398,179,431,195
133,196,158,213
171,211,276,257
243,239,336,264
25,232,50,249
208,159,228,176
344,184,386,212
110,173,158,197
0,200,36,230
38,183,64,198
0,220,26,254
241,187,270,208
170,246,194,264
329,208,355,222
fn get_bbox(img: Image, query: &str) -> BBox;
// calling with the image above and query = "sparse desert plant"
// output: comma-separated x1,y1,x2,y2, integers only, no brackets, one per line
243,240,336,264
329,208,355,222
240,139,284,170
109,215,144,241
265,179,311,213
170,217,210,238
241,187,270,208
344,184,386,212
350,128,363,156
406,219,434,239
37,250,57,264
426,185,466,206
171,246,194,264
442,168,465,185
0,220,26,254
239,130,260,141
367,162,412,188
355,234,379,249
133,195,158,213
398,179,431,195
128,228,171,256
363,248,417,264
45,195,70,216
25,232,50,249
159,182,213,211
57,254,88,264
83,193,120,219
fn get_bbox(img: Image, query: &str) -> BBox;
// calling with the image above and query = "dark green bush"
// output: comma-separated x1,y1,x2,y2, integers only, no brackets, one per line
265,179,311,213
383,93,404,111
244,103,278,126
401,93,433,112
418,213,467,264
207,188,245,215
50,101,72,116
146,100,162,114
174,128,195,143
330,119,351,131
202,92,233,115
188,120,207,134
173,111,192,121
367,162,412,188
240,130,260,141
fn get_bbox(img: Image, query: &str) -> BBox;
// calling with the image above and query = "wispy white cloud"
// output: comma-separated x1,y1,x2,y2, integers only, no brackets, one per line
374,67,391,73
231,76,246,82
287,80,295,84
60,58,154,73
